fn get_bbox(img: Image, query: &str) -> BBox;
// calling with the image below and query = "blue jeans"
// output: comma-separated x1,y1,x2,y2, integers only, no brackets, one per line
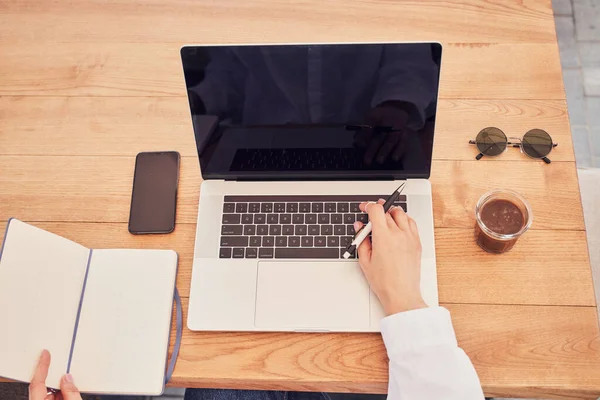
184,389,386,400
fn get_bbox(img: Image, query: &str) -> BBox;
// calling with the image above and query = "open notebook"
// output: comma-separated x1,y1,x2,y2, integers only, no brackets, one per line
0,219,180,396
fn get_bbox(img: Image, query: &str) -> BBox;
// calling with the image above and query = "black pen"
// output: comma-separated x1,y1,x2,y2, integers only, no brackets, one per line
342,182,407,259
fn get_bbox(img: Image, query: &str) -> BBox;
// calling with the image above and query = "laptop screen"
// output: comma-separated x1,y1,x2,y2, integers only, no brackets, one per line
181,43,442,180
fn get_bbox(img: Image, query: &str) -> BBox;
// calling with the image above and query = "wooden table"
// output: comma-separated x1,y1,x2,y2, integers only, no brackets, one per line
1,0,599,398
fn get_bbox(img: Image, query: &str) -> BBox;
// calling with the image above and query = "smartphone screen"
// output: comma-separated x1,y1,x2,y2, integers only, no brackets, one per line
128,151,180,234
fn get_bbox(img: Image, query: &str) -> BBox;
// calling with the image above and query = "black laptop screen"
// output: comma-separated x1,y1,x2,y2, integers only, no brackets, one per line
181,43,442,180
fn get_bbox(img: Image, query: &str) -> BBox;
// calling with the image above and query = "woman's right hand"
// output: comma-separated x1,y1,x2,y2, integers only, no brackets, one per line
354,200,427,316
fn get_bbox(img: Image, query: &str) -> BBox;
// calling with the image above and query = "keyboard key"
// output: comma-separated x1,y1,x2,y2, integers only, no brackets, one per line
243,225,256,236
274,203,286,213
315,236,326,247
221,225,243,235
245,248,257,258
318,214,330,224
327,236,339,247
321,225,333,235
299,203,311,212
257,225,268,235
312,203,323,213
267,214,279,224
340,236,352,246
357,213,368,223
293,214,304,224
325,203,336,212
223,203,235,213
219,248,232,258
276,237,287,247
308,225,320,235
220,236,249,247
259,248,274,258
261,203,273,213
282,225,294,235
249,203,261,213
269,225,282,235
295,225,307,235
289,236,301,247
350,203,361,212
275,248,338,259
249,236,261,247
301,236,313,247
262,236,274,246
344,214,355,224
242,214,253,224
254,214,266,224
280,214,292,224
331,214,343,224
286,203,298,213
340,248,356,259
347,225,355,235
334,225,345,235
233,248,245,258
305,214,317,224
337,203,349,212
236,203,248,213
222,214,241,224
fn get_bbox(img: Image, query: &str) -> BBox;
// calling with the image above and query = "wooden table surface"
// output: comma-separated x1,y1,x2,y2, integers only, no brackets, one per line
1,0,599,398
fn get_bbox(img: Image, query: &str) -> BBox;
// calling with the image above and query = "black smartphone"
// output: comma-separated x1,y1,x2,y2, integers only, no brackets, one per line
128,151,180,234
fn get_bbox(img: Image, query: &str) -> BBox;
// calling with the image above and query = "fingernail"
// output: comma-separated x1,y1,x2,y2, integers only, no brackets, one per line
65,373,74,383
354,222,360,230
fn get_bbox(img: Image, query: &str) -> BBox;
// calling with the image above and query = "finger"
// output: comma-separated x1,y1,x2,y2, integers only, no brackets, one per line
364,202,387,233
391,131,409,161
354,222,372,262
30,350,51,400
376,132,402,164
390,206,410,231
408,216,420,238
363,132,387,165
44,394,56,400
59,374,82,400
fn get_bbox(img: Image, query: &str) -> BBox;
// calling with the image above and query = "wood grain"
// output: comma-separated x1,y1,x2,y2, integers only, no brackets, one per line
0,0,556,44
0,221,593,306
0,156,584,230
164,298,600,398
0,43,564,99
0,97,574,162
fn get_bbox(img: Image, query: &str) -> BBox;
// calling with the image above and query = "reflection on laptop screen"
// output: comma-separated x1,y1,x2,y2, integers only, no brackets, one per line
181,43,442,180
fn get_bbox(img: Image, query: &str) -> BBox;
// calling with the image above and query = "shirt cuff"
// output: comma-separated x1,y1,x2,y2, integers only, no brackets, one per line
380,307,457,357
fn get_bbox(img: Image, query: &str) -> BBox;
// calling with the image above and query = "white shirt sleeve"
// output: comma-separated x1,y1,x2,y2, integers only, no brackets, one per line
380,307,485,400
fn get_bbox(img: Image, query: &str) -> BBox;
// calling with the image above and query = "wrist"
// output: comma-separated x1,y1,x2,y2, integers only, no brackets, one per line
382,295,427,315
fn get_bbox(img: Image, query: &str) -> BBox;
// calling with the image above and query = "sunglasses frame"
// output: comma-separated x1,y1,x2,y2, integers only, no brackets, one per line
469,127,558,164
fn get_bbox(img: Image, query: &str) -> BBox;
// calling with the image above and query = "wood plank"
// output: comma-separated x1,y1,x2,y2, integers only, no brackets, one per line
0,221,593,306
0,43,564,99
0,97,574,162
166,298,600,398
0,156,584,230
0,0,556,44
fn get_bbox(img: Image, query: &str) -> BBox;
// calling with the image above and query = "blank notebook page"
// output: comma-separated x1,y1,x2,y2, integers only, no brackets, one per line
69,249,177,395
0,219,90,388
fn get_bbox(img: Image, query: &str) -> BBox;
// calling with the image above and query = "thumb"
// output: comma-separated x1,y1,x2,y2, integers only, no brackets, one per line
354,222,372,263
60,374,82,400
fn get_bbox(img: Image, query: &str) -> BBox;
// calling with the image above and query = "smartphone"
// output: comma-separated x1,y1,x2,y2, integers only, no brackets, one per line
128,151,180,234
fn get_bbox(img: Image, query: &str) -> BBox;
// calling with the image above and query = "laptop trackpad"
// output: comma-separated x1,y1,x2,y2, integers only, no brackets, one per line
255,261,370,330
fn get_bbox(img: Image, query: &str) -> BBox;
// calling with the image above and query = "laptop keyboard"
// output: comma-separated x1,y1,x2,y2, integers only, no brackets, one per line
219,195,407,259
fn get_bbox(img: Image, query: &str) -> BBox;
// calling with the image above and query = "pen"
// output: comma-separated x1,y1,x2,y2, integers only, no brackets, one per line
342,182,407,259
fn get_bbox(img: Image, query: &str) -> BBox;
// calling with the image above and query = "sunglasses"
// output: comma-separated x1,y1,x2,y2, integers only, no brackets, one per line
469,127,558,164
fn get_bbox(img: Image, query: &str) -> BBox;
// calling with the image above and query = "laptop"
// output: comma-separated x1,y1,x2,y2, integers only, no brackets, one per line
182,43,442,332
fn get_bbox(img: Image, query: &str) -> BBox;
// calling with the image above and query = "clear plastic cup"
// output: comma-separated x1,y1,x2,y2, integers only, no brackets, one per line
475,189,533,253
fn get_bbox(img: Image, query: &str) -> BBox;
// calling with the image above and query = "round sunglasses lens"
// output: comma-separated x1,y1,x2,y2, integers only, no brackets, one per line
475,127,507,156
522,129,553,158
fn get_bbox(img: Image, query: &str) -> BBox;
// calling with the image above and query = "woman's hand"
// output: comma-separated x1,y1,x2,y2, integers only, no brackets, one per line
355,200,427,315
29,350,82,400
